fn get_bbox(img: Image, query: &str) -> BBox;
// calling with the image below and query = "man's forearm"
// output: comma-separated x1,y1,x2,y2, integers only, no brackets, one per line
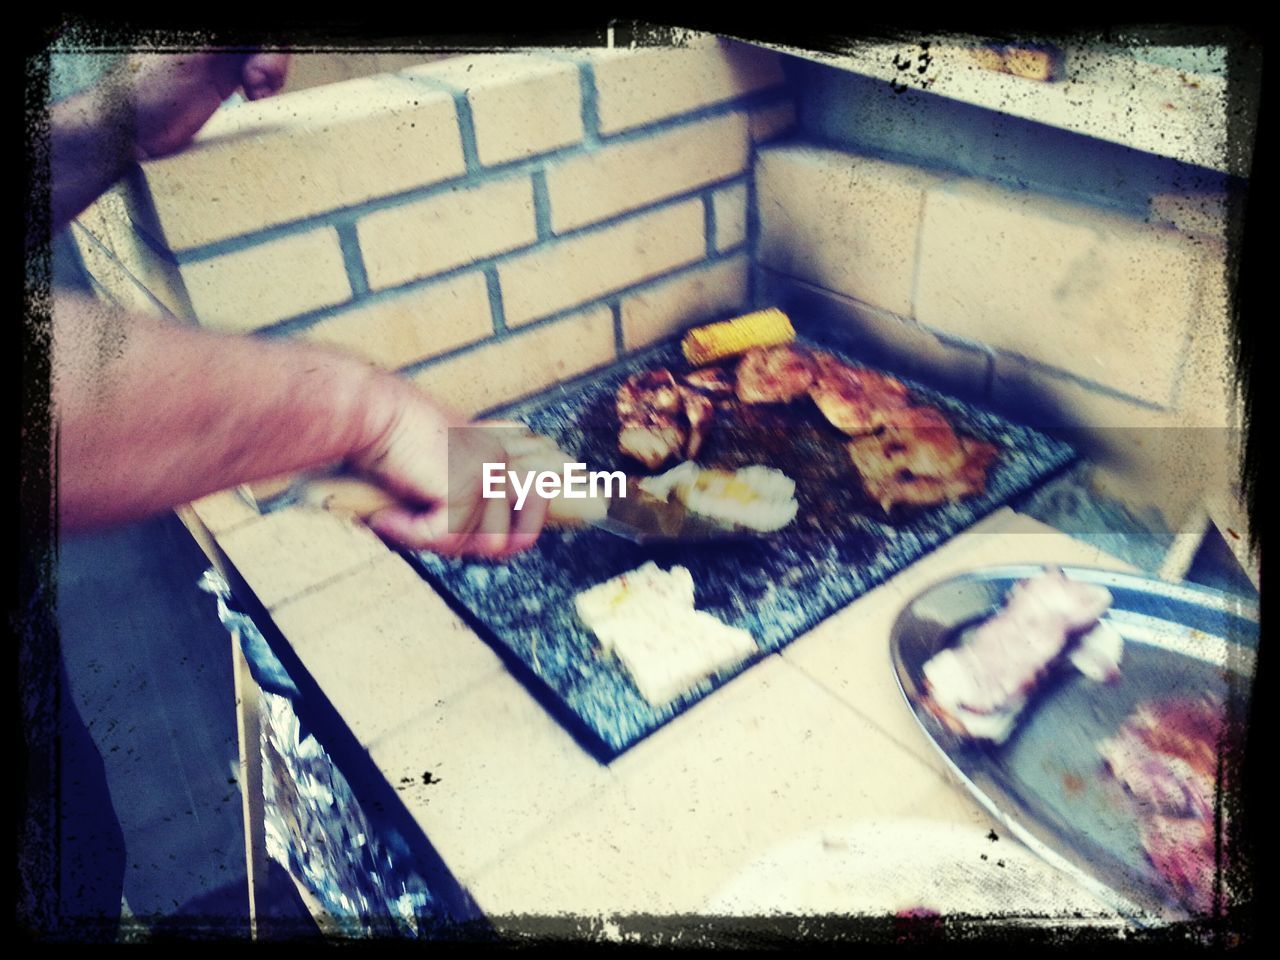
48,73,137,236
52,294,442,531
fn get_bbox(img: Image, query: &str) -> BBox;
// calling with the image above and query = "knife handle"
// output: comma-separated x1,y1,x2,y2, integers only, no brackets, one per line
295,476,402,519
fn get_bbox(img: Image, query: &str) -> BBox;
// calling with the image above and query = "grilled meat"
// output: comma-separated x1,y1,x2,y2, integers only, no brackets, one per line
849,424,996,512
849,408,966,479
736,345,816,404
619,415,687,471
808,354,913,435
616,368,717,469
681,366,736,398
617,369,682,420
1099,696,1227,913
679,387,715,460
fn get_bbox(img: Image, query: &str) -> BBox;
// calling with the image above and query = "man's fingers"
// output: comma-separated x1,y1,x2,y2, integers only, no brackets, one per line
505,486,550,555
366,504,468,554
460,491,514,557
241,53,291,100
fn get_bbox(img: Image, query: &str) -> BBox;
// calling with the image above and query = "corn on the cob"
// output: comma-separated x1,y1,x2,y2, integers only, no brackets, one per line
681,308,795,366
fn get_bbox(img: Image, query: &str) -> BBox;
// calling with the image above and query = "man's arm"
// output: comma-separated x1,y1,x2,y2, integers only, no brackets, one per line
48,52,290,235
52,294,545,556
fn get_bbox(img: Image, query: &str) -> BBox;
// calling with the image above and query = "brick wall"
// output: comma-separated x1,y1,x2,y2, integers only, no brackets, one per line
74,40,795,417
69,42,1241,523
755,144,1240,521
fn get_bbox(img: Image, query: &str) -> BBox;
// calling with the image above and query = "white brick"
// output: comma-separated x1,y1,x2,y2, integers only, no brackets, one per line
620,255,749,351
711,181,748,251
370,670,613,884
916,178,1204,405
75,186,194,319
497,200,706,327
756,146,946,317
990,354,1234,525
749,100,797,143
217,506,389,610
180,228,351,332
136,74,464,250
357,177,537,290
1175,238,1241,429
545,112,749,233
403,54,584,165
757,270,991,399
300,272,493,369
585,39,785,135
411,305,616,417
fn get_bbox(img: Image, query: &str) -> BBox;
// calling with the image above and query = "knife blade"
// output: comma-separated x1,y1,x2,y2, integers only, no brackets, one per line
237,469,759,544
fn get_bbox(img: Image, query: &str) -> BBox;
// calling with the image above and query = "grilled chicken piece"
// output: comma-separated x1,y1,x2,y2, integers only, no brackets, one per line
808,354,912,435
681,366,736,397
849,408,966,479
736,345,816,404
616,368,717,468
617,370,686,469
849,432,996,512
619,414,687,470
679,386,715,460
617,369,682,420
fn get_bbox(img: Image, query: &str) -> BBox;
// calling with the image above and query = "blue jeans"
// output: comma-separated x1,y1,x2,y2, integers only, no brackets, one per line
57,656,127,940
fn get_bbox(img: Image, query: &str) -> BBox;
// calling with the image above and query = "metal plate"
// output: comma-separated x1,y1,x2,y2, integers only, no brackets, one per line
410,339,1076,758
890,564,1258,920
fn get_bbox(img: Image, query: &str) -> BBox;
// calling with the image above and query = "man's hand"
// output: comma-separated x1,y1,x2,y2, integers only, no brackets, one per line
52,297,547,559
351,395,549,559
126,52,291,160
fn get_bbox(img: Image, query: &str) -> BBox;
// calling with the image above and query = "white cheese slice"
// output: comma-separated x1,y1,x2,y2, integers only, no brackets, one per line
600,607,758,707
574,561,758,705
573,562,695,652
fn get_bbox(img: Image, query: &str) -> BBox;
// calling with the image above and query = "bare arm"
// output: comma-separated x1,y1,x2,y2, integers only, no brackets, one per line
51,294,545,556
48,52,290,235
47,51,547,556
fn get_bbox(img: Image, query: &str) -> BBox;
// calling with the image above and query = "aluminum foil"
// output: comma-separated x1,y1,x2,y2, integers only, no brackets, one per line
259,689,437,938
200,569,438,938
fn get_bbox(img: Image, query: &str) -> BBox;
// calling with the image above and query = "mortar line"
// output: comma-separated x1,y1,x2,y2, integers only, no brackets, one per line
334,222,370,297
161,98,775,265
260,178,751,337
394,249,749,378
530,170,553,240
484,267,508,335
702,192,717,257
610,300,625,355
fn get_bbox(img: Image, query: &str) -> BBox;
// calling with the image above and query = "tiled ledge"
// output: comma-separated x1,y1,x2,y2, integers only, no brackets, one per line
180,494,1139,919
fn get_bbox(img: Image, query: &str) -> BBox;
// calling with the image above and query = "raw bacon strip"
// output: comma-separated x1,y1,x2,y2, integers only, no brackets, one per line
1143,815,1218,914
1067,620,1125,682
922,569,1114,740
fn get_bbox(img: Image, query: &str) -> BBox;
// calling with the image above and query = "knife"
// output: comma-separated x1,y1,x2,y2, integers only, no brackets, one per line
237,432,761,544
